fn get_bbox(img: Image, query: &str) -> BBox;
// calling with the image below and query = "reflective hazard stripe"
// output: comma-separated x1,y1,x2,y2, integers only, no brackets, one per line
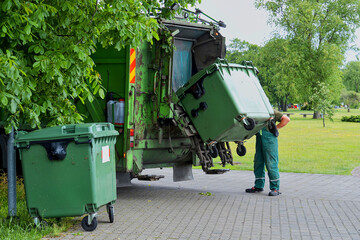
255,177,265,180
130,48,136,83
270,178,280,182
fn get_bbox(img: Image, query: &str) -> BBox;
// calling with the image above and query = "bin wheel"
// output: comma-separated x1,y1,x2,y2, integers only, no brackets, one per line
191,109,199,118
209,145,218,158
107,205,114,223
81,216,98,231
34,217,48,229
244,118,255,131
236,144,246,157
40,220,48,229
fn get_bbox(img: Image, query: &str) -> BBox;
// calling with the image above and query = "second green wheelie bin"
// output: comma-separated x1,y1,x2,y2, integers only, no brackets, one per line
15,123,119,231
176,59,274,144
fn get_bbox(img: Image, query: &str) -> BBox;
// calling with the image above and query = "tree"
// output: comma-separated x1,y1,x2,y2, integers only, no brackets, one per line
226,38,260,63
257,38,300,111
0,0,199,133
309,82,334,127
343,61,360,93
256,0,360,118
340,90,360,112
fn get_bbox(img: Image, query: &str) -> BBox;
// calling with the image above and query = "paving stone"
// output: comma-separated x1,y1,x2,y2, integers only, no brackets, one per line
44,169,360,240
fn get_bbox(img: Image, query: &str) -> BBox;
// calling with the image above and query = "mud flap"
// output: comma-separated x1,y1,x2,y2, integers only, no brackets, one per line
173,163,194,182
116,172,132,187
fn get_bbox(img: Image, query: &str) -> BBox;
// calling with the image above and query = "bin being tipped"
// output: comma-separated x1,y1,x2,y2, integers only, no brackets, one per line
175,59,275,169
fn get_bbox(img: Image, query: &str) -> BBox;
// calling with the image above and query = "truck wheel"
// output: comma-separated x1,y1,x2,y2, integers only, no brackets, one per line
236,144,246,157
0,134,8,170
244,118,255,131
81,216,98,231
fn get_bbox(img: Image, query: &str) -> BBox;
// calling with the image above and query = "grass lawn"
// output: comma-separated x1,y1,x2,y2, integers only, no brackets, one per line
206,108,360,175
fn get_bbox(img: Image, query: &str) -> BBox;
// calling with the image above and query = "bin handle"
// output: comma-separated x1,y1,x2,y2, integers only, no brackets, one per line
96,123,110,132
16,138,91,149
15,144,30,150
129,86,136,126
75,139,91,145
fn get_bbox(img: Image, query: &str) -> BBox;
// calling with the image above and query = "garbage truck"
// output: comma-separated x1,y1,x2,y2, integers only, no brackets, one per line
0,9,275,183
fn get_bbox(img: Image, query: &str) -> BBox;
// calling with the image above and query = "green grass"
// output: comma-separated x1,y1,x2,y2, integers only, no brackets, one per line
200,108,360,175
0,173,75,240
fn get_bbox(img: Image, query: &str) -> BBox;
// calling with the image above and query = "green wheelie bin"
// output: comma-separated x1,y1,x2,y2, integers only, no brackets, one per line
176,59,274,154
15,123,119,231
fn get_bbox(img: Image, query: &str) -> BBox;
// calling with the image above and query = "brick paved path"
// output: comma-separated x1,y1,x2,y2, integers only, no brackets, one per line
352,166,360,178
46,169,360,240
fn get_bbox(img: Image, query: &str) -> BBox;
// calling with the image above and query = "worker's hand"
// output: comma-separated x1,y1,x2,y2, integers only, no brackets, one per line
277,115,290,129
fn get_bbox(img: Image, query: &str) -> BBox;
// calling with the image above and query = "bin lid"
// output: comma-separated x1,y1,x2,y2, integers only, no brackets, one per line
15,123,119,143
176,59,258,99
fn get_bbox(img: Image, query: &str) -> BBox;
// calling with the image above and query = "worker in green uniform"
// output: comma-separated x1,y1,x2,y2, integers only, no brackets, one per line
246,110,290,196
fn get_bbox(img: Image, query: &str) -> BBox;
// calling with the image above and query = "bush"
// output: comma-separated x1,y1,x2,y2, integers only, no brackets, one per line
341,115,360,122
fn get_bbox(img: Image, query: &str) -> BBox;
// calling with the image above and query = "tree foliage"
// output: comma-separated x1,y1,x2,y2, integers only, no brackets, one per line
343,61,360,93
340,90,360,110
255,0,360,117
255,0,360,48
309,82,334,127
0,0,199,133
226,38,260,63
257,38,300,111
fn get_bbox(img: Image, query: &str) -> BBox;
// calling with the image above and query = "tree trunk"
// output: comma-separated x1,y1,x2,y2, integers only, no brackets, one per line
279,99,284,111
284,96,288,112
279,98,288,112
313,112,321,119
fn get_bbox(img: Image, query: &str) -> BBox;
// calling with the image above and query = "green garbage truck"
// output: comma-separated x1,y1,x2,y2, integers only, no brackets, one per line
0,10,275,184
74,14,275,183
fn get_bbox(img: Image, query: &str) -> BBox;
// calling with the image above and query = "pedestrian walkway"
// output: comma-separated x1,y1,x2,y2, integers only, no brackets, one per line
47,169,360,240
352,166,360,178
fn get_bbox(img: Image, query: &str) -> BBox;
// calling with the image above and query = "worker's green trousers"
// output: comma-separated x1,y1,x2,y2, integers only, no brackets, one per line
254,128,280,190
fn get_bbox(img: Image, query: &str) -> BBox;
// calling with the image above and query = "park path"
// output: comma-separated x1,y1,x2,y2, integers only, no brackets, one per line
45,169,360,240
352,166,360,177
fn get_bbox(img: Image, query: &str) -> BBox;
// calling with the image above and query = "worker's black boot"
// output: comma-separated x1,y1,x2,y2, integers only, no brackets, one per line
268,189,281,196
245,187,264,193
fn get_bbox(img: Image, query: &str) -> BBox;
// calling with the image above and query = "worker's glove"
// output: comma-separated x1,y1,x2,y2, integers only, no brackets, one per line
268,119,279,137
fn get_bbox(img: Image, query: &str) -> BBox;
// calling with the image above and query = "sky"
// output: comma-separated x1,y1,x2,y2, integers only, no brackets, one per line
193,0,360,63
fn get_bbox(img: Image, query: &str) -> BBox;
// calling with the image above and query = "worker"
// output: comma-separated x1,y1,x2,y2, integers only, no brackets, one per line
245,110,290,196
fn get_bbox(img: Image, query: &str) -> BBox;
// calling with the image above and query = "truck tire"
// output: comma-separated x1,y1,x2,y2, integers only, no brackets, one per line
0,134,8,170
